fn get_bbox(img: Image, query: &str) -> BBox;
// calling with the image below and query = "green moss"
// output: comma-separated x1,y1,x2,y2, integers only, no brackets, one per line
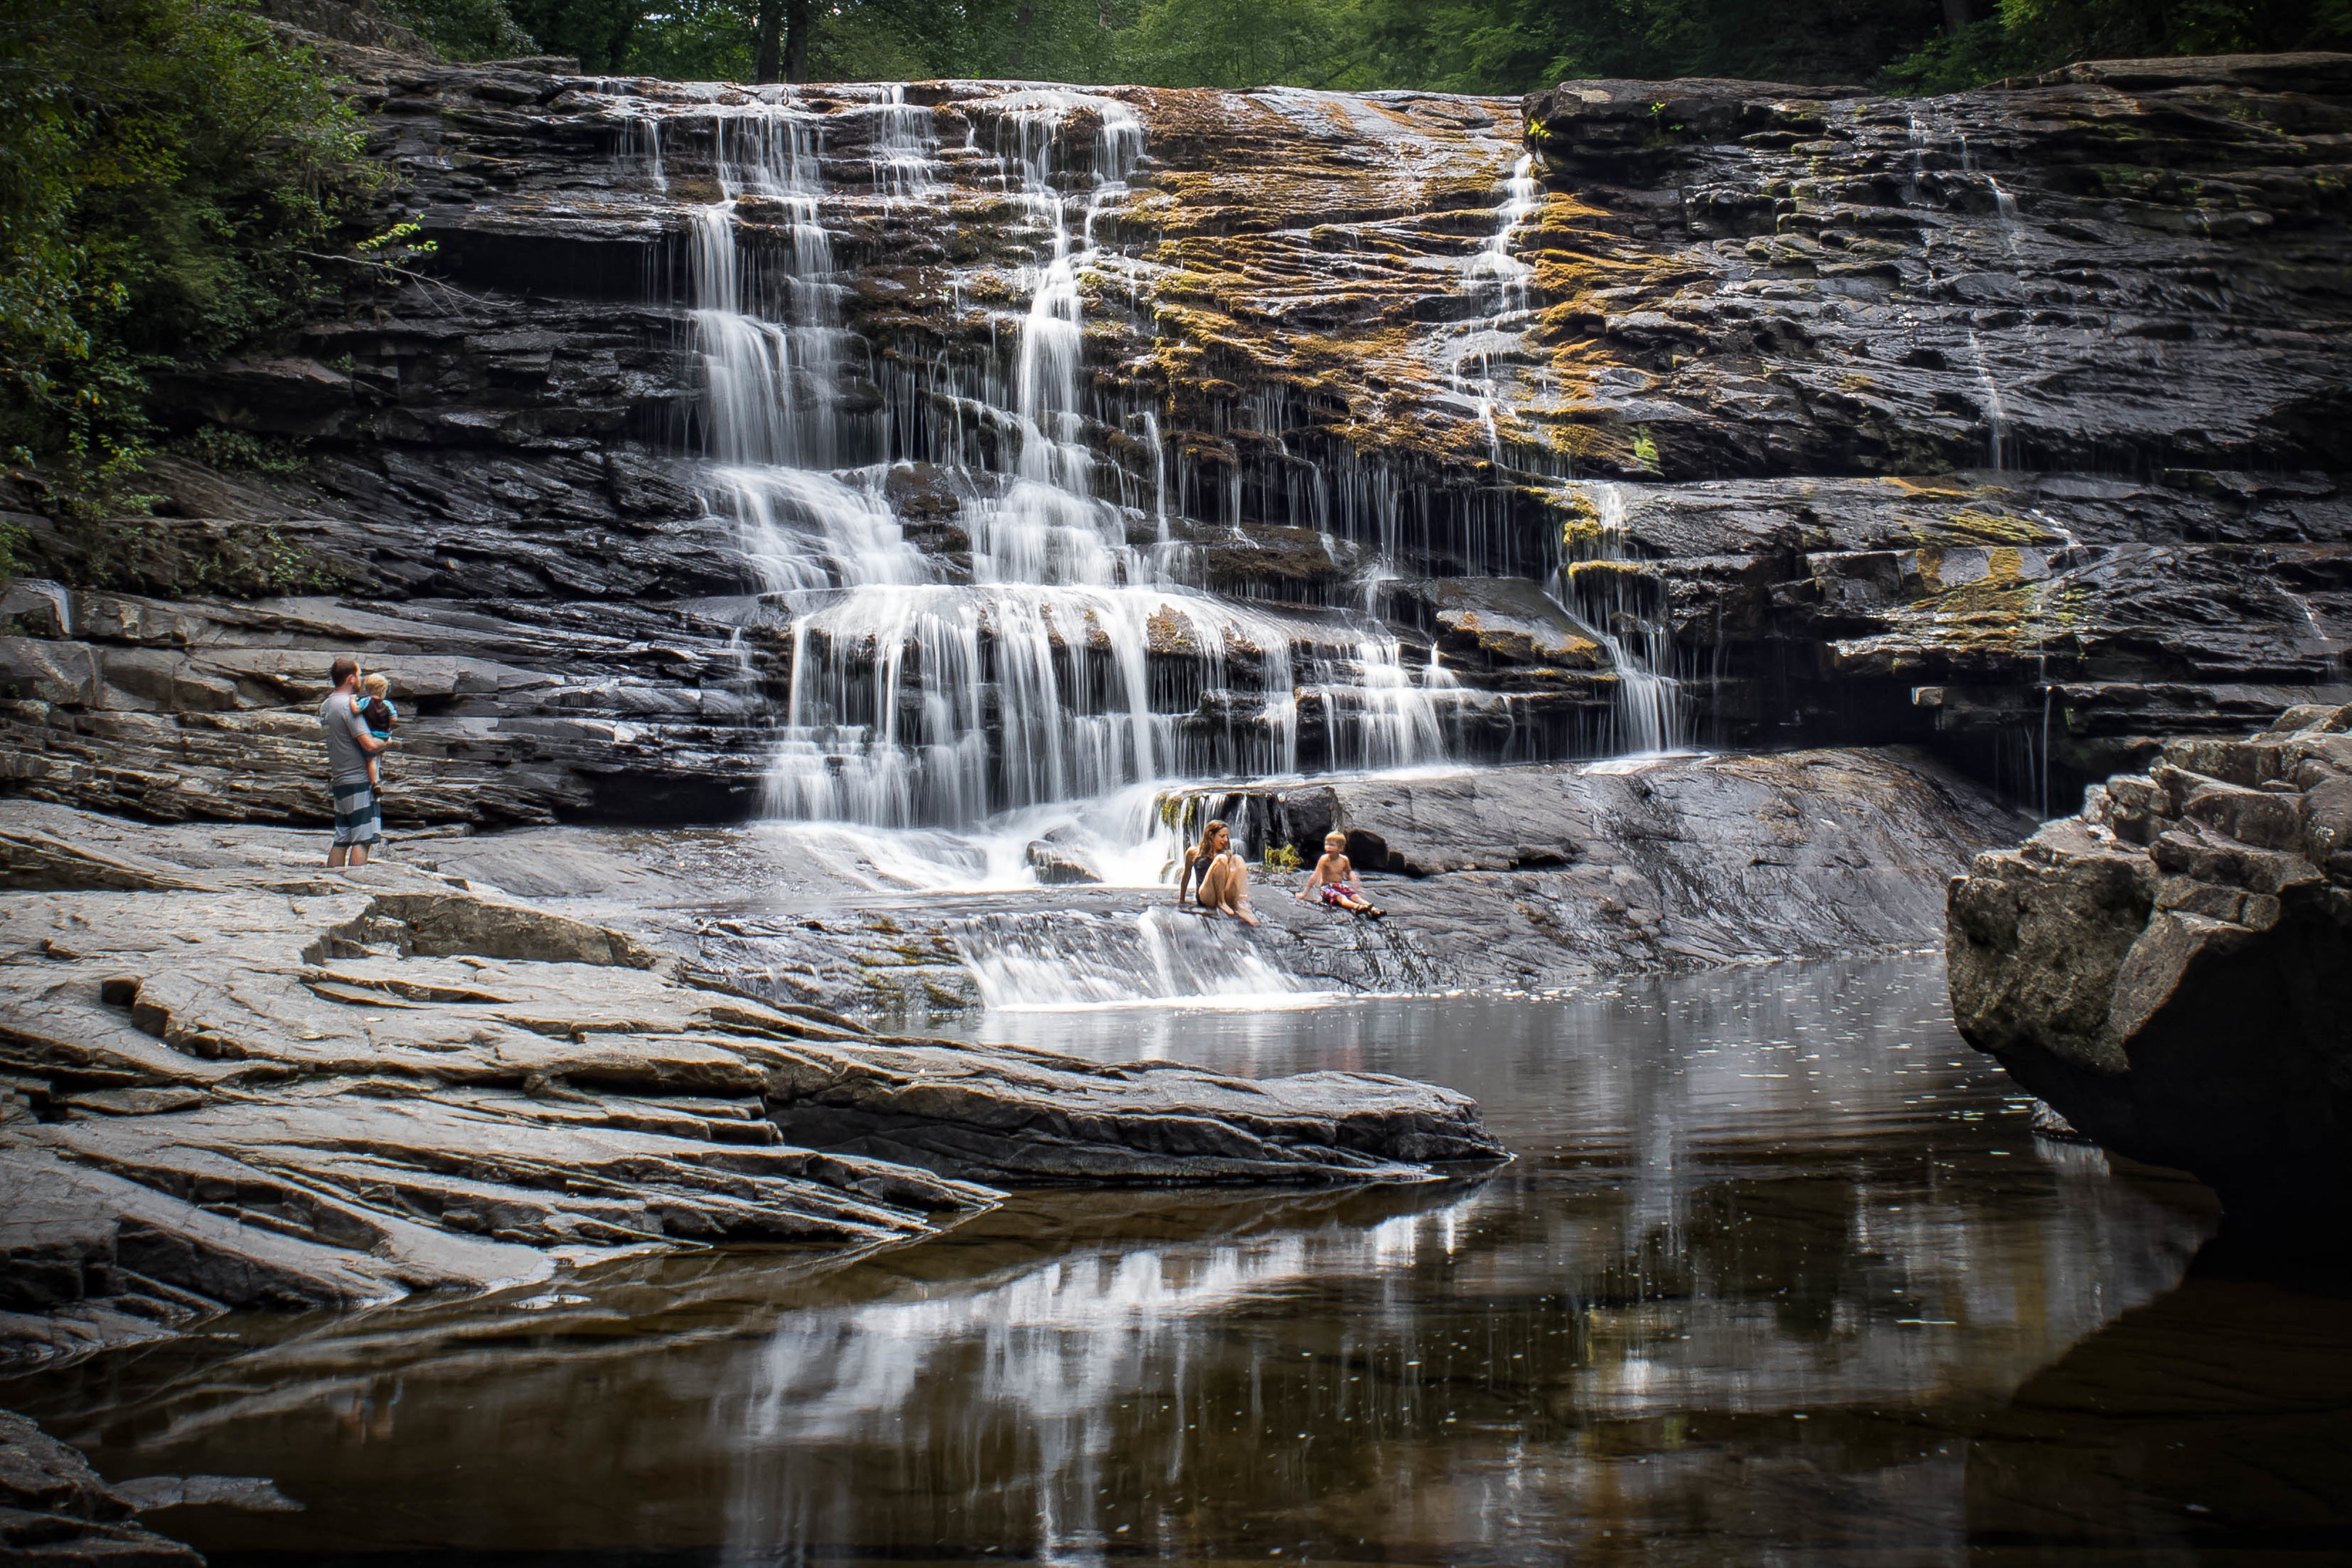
1943,508,2053,545
170,425,311,478
40,516,351,597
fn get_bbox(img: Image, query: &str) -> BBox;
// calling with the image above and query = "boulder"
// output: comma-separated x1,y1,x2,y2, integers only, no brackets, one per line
1947,703,2352,1222
1025,839,1102,886
0,1408,204,1565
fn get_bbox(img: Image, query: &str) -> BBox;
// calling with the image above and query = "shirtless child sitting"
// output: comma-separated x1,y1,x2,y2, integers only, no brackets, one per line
1298,832,1384,918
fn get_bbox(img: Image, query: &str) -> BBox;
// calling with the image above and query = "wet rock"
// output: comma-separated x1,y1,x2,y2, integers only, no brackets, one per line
0,801,1504,1365
687,747,2032,1017
761,1040,1498,1182
1,55,2344,822
1026,840,1102,885
0,1408,204,1565
1947,702,2352,1222
1379,577,1606,670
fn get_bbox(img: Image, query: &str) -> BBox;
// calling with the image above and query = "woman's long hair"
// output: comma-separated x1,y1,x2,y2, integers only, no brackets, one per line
1196,818,1229,857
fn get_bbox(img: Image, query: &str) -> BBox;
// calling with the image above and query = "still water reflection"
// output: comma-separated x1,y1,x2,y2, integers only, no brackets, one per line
25,955,2332,1565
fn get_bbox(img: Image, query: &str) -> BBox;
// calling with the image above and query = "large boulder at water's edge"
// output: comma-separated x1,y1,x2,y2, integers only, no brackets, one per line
1946,704,2352,1220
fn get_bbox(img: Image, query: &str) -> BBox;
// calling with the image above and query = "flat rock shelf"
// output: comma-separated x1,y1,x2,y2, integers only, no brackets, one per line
0,800,1505,1382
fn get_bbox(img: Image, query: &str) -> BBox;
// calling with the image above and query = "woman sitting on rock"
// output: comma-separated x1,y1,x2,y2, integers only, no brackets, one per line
1178,819,1259,926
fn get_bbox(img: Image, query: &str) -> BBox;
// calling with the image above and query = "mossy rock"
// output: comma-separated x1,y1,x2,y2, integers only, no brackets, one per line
24,515,355,599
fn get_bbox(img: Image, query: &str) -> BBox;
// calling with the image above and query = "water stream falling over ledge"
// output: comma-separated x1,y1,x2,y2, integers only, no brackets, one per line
1563,482,1689,755
595,83,1711,1008
656,86,1535,837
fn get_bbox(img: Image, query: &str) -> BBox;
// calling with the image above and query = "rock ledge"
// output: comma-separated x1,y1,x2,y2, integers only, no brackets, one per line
1,801,1501,1373
1947,703,2352,1217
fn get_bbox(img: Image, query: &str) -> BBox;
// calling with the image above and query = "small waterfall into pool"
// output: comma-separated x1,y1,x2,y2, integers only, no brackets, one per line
1564,482,1688,754
623,88,1665,1005
955,907,1316,1011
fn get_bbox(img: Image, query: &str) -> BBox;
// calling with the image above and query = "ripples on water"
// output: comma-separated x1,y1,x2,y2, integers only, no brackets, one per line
22,956,2352,1564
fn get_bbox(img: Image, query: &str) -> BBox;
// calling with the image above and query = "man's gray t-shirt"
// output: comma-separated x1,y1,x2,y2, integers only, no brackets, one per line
319,690,373,787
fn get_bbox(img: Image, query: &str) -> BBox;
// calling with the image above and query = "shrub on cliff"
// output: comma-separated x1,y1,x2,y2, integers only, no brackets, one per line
0,0,380,518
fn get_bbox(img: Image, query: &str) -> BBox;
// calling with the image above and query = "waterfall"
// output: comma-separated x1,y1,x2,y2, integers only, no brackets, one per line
955,908,1312,1010
661,89,1466,834
1966,330,2011,470
1452,151,1540,462
865,85,938,206
689,107,845,473
1564,483,1686,754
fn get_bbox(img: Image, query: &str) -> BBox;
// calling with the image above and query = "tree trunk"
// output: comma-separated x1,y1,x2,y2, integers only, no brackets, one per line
753,0,783,83
783,0,813,82
1008,1,1034,73
1941,0,1973,35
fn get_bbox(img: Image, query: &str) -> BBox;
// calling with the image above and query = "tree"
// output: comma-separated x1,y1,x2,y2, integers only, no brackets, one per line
507,0,642,67
379,0,536,58
752,0,811,81
0,0,377,507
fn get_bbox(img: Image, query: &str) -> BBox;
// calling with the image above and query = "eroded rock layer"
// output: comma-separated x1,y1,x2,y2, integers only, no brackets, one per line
0,45,2343,823
0,801,1500,1371
1946,702,2352,1218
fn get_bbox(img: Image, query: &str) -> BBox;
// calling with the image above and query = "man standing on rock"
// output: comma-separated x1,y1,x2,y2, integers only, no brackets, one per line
321,656,388,869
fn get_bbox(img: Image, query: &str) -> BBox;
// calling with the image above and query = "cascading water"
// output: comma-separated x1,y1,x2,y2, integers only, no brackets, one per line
669,87,1474,841
1561,483,1687,754
626,86,1635,1007
1452,152,1541,461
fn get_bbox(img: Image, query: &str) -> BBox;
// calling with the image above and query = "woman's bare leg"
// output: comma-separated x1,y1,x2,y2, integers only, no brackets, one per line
1211,853,1257,926
1197,854,1233,914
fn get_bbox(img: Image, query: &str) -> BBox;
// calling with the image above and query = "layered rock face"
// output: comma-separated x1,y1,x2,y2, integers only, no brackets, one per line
0,801,1501,1372
0,1408,203,1564
1,43,2343,826
1947,703,2352,1218
1519,58,2352,793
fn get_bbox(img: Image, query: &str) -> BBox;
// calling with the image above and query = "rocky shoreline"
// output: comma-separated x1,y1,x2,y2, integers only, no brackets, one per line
0,732,2032,1375
1948,701,2352,1224
0,799,1508,1382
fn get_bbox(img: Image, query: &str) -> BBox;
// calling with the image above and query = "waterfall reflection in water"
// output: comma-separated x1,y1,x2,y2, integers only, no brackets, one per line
17,955,2264,1566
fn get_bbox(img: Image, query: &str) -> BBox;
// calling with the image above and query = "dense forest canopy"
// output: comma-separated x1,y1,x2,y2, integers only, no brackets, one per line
397,0,2352,89
1,0,2346,536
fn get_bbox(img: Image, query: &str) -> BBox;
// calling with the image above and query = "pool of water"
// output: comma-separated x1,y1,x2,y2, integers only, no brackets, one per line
17,955,2352,1564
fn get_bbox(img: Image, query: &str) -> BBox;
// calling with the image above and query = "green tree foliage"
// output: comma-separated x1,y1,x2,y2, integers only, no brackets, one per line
508,0,644,66
1348,0,1953,89
623,0,1127,83
0,0,380,513
379,0,536,59
1119,0,1355,86
1891,0,2352,89
581,0,2352,96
